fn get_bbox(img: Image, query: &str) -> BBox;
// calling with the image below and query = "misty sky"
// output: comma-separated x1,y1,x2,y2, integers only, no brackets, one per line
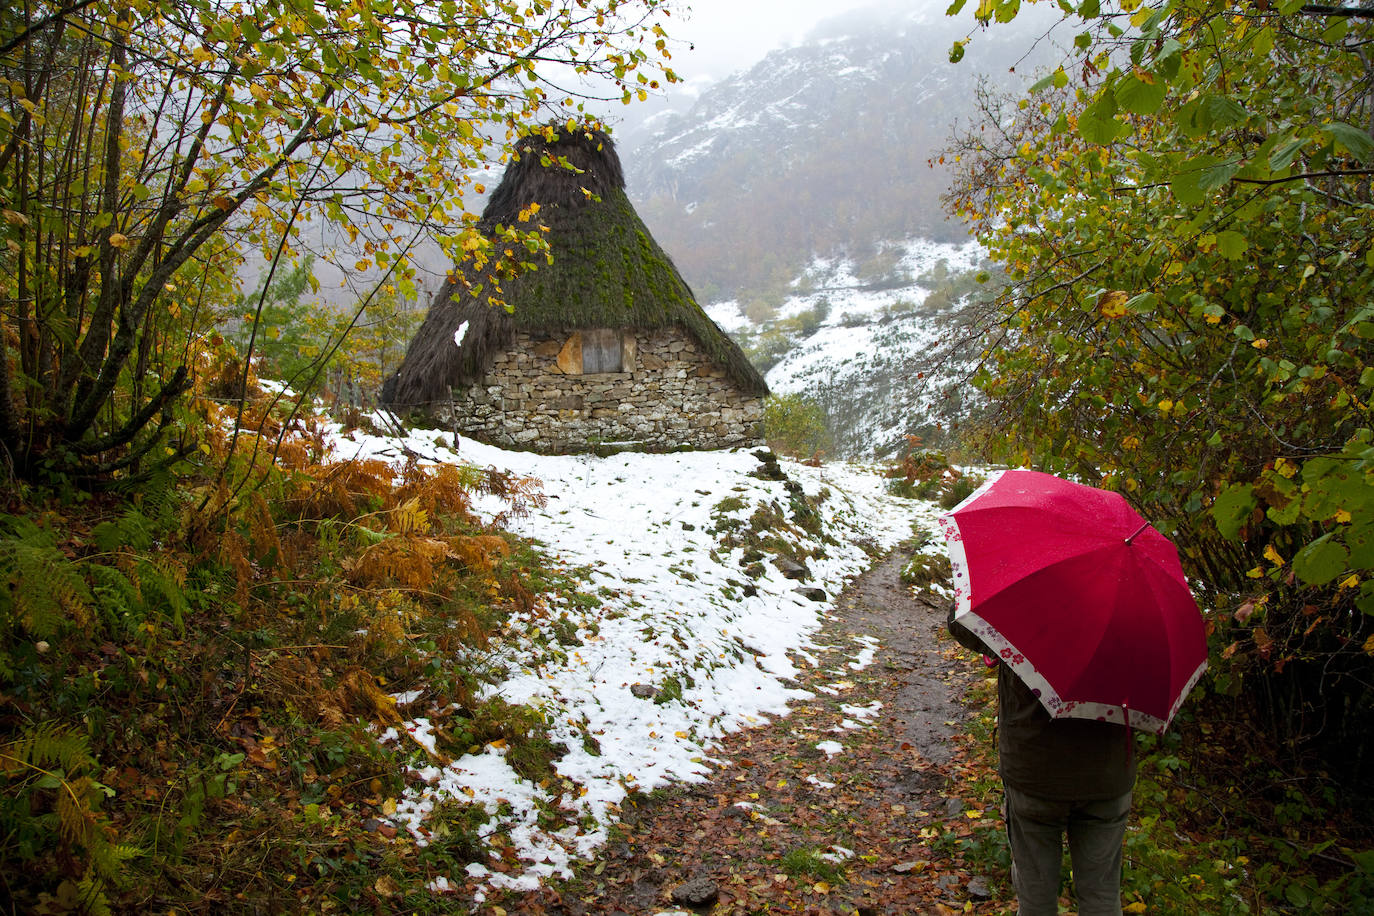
661,0,1051,83
667,0,938,80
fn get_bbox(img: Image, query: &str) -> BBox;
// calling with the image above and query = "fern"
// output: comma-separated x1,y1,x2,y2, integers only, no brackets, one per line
0,722,136,912
90,508,155,553
133,555,189,632
89,564,141,635
7,720,93,777
0,518,92,639
132,464,180,532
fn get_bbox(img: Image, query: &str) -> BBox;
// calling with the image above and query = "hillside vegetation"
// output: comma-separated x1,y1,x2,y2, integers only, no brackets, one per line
942,0,1374,902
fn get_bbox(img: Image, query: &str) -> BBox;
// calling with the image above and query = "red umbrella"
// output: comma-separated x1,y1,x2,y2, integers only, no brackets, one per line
938,469,1207,734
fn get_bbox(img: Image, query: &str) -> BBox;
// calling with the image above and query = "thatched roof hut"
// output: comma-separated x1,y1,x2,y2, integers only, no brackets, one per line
381,126,767,413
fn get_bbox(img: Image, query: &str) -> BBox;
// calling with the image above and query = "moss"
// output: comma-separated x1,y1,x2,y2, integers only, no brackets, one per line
498,188,766,394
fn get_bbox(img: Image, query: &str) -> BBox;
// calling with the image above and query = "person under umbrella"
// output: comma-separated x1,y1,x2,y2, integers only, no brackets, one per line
940,469,1207,916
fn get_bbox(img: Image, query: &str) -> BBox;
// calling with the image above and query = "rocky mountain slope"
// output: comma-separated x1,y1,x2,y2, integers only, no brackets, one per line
619,5,1054,303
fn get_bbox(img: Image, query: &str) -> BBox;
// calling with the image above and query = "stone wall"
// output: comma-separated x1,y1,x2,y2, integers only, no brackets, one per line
436,326,765,453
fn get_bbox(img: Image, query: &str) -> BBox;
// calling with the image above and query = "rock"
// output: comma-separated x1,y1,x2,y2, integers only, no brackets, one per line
795,586,828,602
363,817,398,839
772,555,810,580
669,876,719,907
967,875,992,899
630,683,656,699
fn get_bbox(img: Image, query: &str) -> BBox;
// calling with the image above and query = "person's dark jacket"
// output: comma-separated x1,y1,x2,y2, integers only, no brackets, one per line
948,609,1137,801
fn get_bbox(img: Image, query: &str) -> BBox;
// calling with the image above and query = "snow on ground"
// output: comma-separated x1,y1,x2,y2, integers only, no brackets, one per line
324,419,945,896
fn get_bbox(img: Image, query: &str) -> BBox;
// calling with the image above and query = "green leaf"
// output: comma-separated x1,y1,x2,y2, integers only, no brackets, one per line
946,0,969,13
1266,497,1302,526
1347,519,1374,568
1115,74,1165,115
1268,137,1305,172
1292,535,1349,586
1198,95,1249,129
949,40,966,63
1197,159,1240,192
1079,0,1100,17
1031,67,1070,93
1125,292,1157,314
1170,155,1216,204
1323,122,1374,165
1212,484,1257,540
1216,230,1248,260
1359,582,1374,616
1079,96,1127,144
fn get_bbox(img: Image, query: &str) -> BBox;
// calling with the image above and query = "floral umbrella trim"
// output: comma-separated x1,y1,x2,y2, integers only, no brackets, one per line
937,469,1006,619
952,608,1189,734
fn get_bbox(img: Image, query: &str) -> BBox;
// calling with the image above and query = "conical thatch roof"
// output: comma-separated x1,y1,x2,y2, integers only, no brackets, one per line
381,126,767,409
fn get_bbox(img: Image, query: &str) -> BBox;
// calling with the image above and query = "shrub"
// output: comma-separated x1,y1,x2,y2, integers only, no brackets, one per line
764,394,832,460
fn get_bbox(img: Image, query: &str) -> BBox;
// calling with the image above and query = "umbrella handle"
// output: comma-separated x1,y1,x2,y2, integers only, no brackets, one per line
1123,522,1151,545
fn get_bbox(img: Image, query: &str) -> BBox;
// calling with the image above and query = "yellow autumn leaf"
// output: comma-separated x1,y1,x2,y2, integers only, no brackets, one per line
1098,289,1129,318
1158,399,1174,413
1125,903,1148,913
107,233,129,248
1333,508,1352,523
1340,574,1360,589
1263,544,1286,566
1364,634,1374,656
814,881,831,894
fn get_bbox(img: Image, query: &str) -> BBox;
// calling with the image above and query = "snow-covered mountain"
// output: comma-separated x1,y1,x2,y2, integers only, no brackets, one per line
618,5,1055,303
708,237,997,460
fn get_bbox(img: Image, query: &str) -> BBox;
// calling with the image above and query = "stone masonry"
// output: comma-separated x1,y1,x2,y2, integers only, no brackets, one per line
436,326,765,453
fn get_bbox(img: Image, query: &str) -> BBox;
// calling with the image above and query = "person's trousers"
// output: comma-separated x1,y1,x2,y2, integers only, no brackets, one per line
1004,784,1132,916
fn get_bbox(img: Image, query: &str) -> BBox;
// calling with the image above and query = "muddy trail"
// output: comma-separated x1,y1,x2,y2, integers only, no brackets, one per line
485,549,1012,915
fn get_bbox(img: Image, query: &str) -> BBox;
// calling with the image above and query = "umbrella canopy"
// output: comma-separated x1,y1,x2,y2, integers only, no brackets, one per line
938,469,1208,734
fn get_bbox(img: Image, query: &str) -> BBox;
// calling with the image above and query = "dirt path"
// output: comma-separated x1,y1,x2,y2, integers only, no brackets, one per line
485,549,1011,915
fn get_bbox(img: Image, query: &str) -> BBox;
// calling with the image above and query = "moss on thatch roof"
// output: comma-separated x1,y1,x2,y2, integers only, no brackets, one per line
381,127,767,409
